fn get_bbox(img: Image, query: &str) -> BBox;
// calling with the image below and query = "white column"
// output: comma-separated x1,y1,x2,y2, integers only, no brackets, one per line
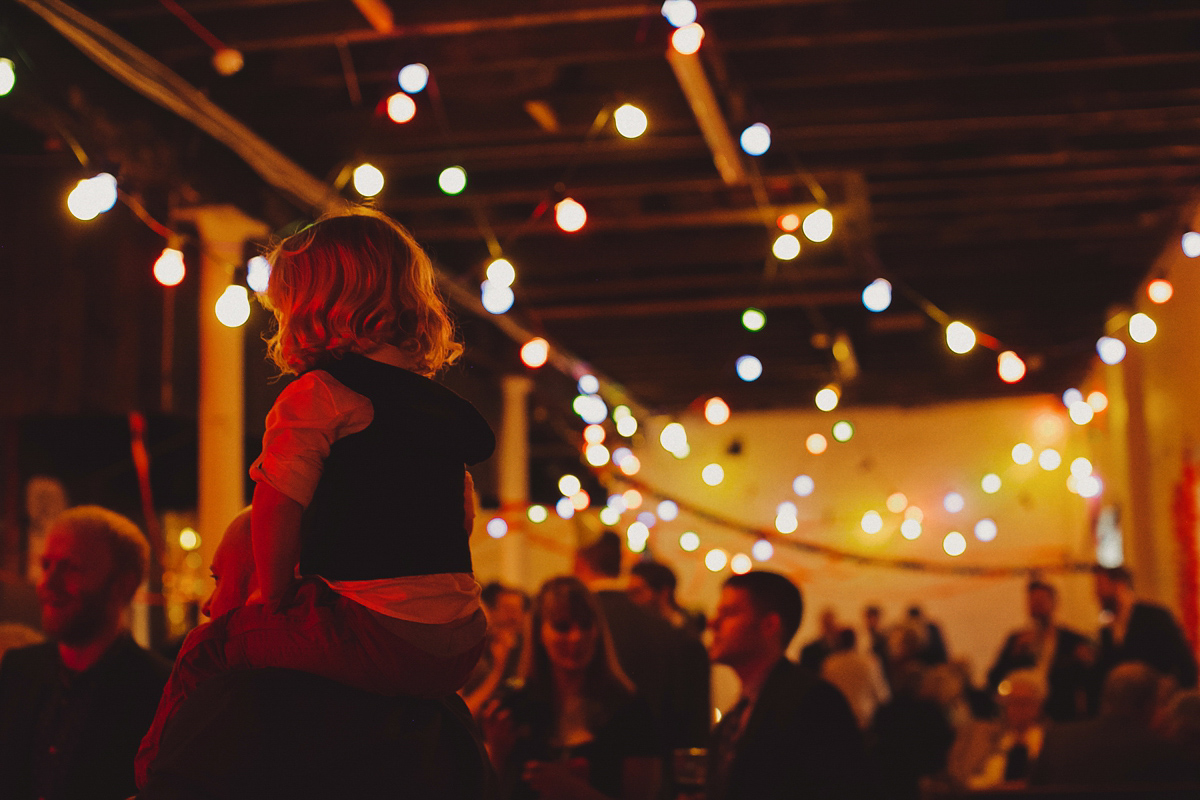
180,205,268,567
497,375,532,588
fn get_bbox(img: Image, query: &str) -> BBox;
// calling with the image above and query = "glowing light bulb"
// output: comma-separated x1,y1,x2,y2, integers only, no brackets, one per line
946,321,976,354
1078,474,1103,498
212,47,244,76
480,280,515,314
611,448,632,468
777,213,800,232
583,424,605,445
943,492,964,513
900,519,921,540
1070,457,1093,477
861,510,883,534
702,463,724,486
485,258,516,287
352,163,384,196
558,474,581,497
486,518,508,539
1148,279,1173,304
585,444,610,466
775,513,798,534
0,58,15,96
705,548,728,572
1039,448,1062,471
997,351,1026,383
1012,443,1034,465
556,497,575,519
1128,313,1156,343
802,208,833,242
974,519,997,542
831,420,854,442
1088,391,1108,412
246,255,270,293
740,123,771,156
943,532,966,556
752,539,774,561
671,22,705,54
398,63,429,93
862,278,892,312
704,397,731,425
680,531,700,551
1097,336,1126,365
528,505,548,523
660,422,688,454
616,415,638,437
386,92,417,123
904,506,924,522
886,493,908,513
772,233,801,260
730,553,753,574
1183,231,1200,258
67,173,118,220
981,473,1002,494
179,528,200,551
742,308,766,331
153,248,185,287
793,475,814,497
215,285,251,327
438,166,467,195
657,500,679,521
815,386,840,412
599,507,620,526
661,0,697,27
1068,401,1094,425
777,502,798,517
806,433,827,455
520,337,549,368
555,197,587,232
577,374,600,395
613,103,648,138
1062,388,1083,408
627,522,650,553
574,394,607,425
735,355,763,382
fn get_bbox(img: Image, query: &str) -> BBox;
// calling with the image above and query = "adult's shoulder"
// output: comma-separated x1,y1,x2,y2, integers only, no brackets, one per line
0,639,56,672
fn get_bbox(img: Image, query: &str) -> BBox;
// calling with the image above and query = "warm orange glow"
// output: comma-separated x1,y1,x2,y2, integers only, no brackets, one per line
520,337,550,368
622,489,643,509
886,492,907,513
805,433,827,454
1033,412,1065,442
153,247,186,287
571,490,590,510
386,92,416,123
777,213,800,232
997,350,1026,383
704,396,731,425
1087,391,1108,412
671,23,705,55
1147,279,1173,304
555,198,587,232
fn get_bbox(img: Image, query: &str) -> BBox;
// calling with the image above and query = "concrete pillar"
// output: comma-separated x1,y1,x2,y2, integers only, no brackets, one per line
180,205,268,569
497,375,532,588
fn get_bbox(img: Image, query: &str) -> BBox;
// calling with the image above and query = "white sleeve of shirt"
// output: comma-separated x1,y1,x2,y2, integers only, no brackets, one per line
248,370,374,508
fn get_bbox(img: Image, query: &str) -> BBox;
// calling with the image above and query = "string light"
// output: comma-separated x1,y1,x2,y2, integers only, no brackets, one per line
555,198,588,232
1097,336,1127,365
831,420,854,442
981,473,1002,494
528,505,548,523
900,519,921,540
805,433,828,454
705,548,728,572
1077,474,1103,498
0,58,14,96
352,163,384,196
571,490,591,511
1070,457,1093,477
943,492,965,513
1183,231,1200,258
943,532,967,556
752,539,774,561
599,507,620,525
801,209,833,242
215,285,251,327
671,23,705,55
772,233,800,260
1128,313,1157,343
945,321,976,354
740,123,771,156
179,528,200,551
862,279,892,312
792,475,815,496
660,422,688,454
775,512,798,534
1147,279,1173,304
1087,391,1108,412
584,424,605,444
661,0,697,27
67,173,118,220
616,415,638,437
1039,448,1062,470
658,500,679,521
438,166,467,195
974,519,998,542
486,258,516,286
520,337,549,368
1068,400,1094,425
486,518,508,539
704,397,731,425
246,255,270,293
680,531,700,551
558,474,581,496
386,92,416,123
480,280,515,314
777,213,800,232
613,103,648,138
777,501,798,517
997,351,1026,383
398,63,430,93
904,506,924,522
861,511,883,534
556,497,575,519
886,493,908,513
585,444,610,466
702,463,725,486
742,308,766,331
627,522,650,553
153,248,185,287
1062,388,1082,407
735,355,763,382
1012,442,1034,464
815,386,840,412
730,553,753,574
623,489,643,509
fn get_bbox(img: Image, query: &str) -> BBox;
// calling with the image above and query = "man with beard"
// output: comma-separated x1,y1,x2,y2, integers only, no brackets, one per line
0,506,170,800
1093,565,1196,692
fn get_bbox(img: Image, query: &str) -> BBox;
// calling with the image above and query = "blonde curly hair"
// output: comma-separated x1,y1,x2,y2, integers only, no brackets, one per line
261,206,462,376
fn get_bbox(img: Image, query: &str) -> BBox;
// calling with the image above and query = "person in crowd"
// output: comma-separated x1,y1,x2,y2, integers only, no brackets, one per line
1093,565,1198,691
628,559,704,638
821,627,891,730
798,606,841,672
1031,661,1192,786
870,661,957,800
905,605,948,665
464,581,528,716
0,505,171,800
575,532,710,753
985,579,1093,722
483,576,661,800
1158,688,1200,776
136,207,496,785
864,605,890,675
946,668,1048,790
139,508,493,800
706,571,869,800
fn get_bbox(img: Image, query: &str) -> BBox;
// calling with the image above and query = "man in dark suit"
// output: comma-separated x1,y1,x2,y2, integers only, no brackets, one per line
0,505,170,800
1093,565,1197,691
707,570,870,800
985,579,1093,721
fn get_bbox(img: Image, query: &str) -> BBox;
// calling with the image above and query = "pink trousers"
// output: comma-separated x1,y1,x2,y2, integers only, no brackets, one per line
135,579,486,788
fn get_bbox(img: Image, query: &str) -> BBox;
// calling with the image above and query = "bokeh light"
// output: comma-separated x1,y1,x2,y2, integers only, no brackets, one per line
1183,231,1200,258
599,506,621,526
1077,474,1103,498
67,173,118,220
398,63,429,93
900,519,921,540
584,424,605,444
1148,279,1173,304
886,493,908,513
0,58,14,96
661,0,698,27
657,500,679,521
627,522,650,553
805,433,828,454
862,278,892,312
945,321,976,354
861,510,883,534
246,255,270,293
555,197,588,232
730,553,753,574
752,539,774,561
981,473,1002,494
671,23,705,55
616,414,638,437
777,213,800,232
704,397,731,425
1070,457,1093,477
215,285,251,327
1088,391,1108,412
352,163,384,196
1012,443,1034,465
793,475,815,497
386,92,417,123
802,208,833,242
623,489,643,509
736,355,763,382
520,337,549,368
179,528,200,551
153,248,186,287
742,308,766,331
831,420,854,442
1128,313,1157,344
660,422,688,454
775,513,798,534
943,492,964,513
943,532,967,556
974,518,997,542
613,103,648,138
815,386,840,412
480,280,515,314
558,474,581,497
702,463,725,486
1097,336,1127,365
556,497,575,519
528,505,548,523
1068,400,1094,425
585,444,610,466
486,258,516,287
486,518,508,539
705,548,728,572
438,166,467,195
772,233,801,260
740,123,771,156
619,455,641,475
904,506,924,522
997,351,1026,383
1062,388,1083,407
680,531,700,551
1039,448,1062,470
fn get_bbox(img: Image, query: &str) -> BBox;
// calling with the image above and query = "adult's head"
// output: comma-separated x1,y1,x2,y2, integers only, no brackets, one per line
1093,565,1134,614
203,508,257,620
37,506,148,647
574,530,622,581
480,581,528,635
1026,579,1057,626
628,560,677,613
709,571,802,672
520,576,631,694
1100,661,1163,726
996,668,1047,731
864,605,882,632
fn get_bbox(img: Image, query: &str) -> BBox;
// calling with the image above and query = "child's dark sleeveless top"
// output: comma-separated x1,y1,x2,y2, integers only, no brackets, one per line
298,353,495,580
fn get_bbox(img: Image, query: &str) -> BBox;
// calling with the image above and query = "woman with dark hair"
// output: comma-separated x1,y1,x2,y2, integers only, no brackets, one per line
483,576,661,800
